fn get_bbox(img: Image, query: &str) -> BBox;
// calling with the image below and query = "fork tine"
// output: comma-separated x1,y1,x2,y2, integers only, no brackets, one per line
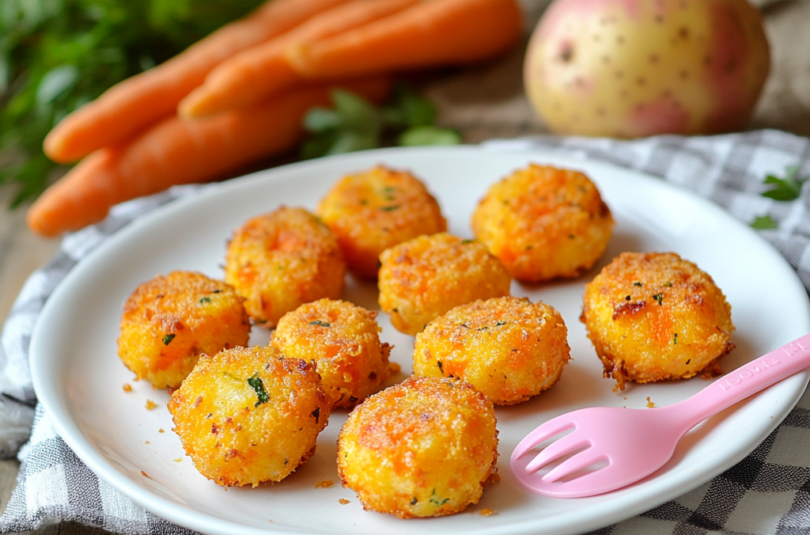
525,436,591,473
542,448,608,483
513,416,577,460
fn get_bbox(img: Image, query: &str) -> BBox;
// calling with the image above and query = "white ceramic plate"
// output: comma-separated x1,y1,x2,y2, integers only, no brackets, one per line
30,146,810,535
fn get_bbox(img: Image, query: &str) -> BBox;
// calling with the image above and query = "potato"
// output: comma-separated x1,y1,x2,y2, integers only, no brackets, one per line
471,164,613,282
317,165,447,279
413,296,570,405
524,0,770,137
224,206,345,328
378,233,511,335
168,346,331,487
271,299,391,409
117,271,250,389
581,252,735,391
337,376,498,518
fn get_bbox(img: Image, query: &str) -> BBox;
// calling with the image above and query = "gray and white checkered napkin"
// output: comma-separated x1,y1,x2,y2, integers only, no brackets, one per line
2,129,810,535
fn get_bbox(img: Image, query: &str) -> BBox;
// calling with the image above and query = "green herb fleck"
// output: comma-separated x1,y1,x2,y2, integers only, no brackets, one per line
162,334,176,345
392,308,398,313
198,297,212,305
673,333,678,345
310,320,331,327
437,361,444,374
663,281,672,287
247,373,269,407
750,215,779,230
411,497,418,505
311,407,321,424
653,293,663,306
686,359,691,365
429,489,449,506
380,205,400,212
761,165,807,201
461,239,475,244
633,281,643,287
525,245,533,250
495,321,507,326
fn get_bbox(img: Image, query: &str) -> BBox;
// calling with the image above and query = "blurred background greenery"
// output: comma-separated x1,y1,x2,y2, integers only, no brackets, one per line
0,0,265,207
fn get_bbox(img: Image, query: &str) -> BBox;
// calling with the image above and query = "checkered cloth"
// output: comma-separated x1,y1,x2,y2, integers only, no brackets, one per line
1,129,809,535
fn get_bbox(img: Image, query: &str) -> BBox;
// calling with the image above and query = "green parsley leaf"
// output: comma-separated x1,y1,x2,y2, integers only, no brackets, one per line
652,293,663,306
309,320,331,327
398,125,461,147
761,165,807,201
247,373,269,407
750,215,779,230
162,333,175,345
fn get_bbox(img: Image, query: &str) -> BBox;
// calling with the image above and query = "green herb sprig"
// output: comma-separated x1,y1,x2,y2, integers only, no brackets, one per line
301,83,461,160
750,165,808,230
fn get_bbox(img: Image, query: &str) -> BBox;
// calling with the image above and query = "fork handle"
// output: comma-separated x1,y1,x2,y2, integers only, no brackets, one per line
671,333,810,429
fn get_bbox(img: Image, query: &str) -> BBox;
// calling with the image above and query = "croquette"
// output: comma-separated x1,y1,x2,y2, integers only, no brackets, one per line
168,346,331,487
337,376,498,518
271,299,391,409
413,296,570,405
117,271,250,390
471,164,614,282
317,166,447,278
581,252,735,391
224,206,345,328
378,233,511,335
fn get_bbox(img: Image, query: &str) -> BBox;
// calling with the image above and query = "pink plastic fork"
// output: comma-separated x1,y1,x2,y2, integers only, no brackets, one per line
511,333,810,498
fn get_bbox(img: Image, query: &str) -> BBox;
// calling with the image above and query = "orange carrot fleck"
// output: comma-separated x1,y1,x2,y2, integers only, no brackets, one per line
180,0,418,118
43,0,353,164
28,77,390,237
287,0,523,80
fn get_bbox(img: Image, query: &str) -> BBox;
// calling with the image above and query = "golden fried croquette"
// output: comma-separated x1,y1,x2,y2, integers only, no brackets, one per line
581,252,735,391
224,206,345,328
168,345,331,487
378,233,511,335
471,164,614,282
271,299,391,409
317,166,447,278
337,376,498,518
117,271,250,390
413,296,570,405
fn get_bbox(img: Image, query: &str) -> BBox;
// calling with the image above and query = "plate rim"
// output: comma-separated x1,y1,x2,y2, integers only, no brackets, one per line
29,144,810,535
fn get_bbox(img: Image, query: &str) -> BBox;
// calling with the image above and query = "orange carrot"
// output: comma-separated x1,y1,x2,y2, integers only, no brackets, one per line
180,0,419,118
287,0,523,80
42,0,353,164
28,77,391,237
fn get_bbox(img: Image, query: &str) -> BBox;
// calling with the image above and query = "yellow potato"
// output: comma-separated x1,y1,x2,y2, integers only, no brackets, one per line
413,296,570,405
271,299,391,409
378,233,512,335
471,164,614,282
117,271,250,390
581,252,735,391
224,206,345,328
168,346,331,487
337,376,498,518
317,165,447,278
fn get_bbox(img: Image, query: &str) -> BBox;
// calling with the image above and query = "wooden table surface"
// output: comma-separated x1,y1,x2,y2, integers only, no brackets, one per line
2,0,810,533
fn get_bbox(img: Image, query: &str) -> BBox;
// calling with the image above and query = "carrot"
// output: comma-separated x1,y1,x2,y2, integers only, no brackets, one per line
28,77,391,237
286,0,523,80
179,0,419,118
42,0,353,164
